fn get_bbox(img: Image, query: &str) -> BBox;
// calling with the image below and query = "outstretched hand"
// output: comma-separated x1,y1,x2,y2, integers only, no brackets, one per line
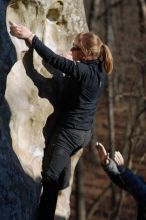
114,151,124,166
96,142,109,165
96,142,125,168
9,21,34,40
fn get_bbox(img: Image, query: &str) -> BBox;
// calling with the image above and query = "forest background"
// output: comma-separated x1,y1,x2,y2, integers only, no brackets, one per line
70,0,146,220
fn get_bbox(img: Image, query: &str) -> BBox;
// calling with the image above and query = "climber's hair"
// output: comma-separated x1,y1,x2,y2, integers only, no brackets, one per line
74,32,113,74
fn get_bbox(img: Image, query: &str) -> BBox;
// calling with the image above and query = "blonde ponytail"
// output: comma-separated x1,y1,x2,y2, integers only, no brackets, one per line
100,44,113,74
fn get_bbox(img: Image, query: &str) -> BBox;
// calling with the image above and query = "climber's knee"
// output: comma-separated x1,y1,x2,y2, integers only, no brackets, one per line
41,169,59,187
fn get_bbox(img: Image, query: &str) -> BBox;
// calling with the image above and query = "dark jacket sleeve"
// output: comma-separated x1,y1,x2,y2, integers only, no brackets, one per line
103,160,146,203
31,36,89,80
119,169,146,203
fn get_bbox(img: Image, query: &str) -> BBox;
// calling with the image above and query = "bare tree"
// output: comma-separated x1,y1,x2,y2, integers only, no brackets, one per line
104,0,116,212
137,0,146,34
75,158,86,220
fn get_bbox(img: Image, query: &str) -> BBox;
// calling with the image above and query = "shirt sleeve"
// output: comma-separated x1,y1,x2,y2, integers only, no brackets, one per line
31,36,89,81
103,159,120,175
103,159,128,190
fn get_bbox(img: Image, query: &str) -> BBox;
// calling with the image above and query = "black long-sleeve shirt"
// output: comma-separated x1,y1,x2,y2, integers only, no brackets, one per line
32,36,107,130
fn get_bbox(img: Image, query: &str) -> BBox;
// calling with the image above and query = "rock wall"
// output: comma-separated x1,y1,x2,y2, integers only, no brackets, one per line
0,0,88,219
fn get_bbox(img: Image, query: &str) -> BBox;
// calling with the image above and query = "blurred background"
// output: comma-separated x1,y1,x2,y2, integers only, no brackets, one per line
70,0,146,219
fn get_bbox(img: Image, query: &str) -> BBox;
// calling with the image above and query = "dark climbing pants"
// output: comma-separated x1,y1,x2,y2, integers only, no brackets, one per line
37,127,91,220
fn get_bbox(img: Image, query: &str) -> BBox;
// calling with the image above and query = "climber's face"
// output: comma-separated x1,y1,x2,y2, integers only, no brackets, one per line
71,44,84,61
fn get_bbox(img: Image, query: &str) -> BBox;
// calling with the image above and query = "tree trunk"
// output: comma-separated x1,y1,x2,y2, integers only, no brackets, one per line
137,0,146,93
137,0,146,34
76,158,86,220
104,0,116,211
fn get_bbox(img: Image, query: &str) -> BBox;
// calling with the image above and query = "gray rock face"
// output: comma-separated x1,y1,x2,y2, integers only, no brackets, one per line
0,0,88,219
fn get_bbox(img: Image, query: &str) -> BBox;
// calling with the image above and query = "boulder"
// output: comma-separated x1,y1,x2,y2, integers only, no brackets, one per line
0,0,88,219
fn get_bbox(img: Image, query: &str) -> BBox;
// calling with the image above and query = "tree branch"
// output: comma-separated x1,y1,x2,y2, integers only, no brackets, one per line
87,183,112,220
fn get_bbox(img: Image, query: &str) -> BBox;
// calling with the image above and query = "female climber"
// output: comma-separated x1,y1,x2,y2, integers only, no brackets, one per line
10,22,113,220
